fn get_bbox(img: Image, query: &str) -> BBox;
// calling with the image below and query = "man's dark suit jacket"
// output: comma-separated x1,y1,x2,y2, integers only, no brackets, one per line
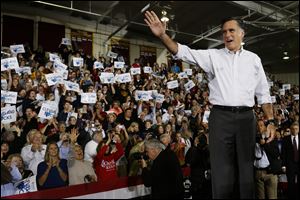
142,148,184,199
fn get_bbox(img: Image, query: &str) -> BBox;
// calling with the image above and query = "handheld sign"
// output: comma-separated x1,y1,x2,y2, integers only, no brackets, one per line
38,102,58,119
167,80,179,89
1,105,17,124
81,93,97,104
73,57,84,67
100,72,115,84
94,61,104,69
10,44,25,54
45,73,64,86
130,67,141,75
107,51,118,59
1,57,19,71
61,38,71,45
1,90,18,104
184,80,195,91
115,73,132,83
64,81,80,92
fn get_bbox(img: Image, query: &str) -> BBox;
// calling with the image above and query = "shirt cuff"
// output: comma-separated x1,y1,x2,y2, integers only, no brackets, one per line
172,43,183,60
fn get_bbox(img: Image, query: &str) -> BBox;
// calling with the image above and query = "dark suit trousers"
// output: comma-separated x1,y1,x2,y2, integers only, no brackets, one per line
208,107,256,199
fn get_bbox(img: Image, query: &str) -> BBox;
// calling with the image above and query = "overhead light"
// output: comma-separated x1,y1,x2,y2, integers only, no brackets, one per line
160,10,169,22
283,51,290,60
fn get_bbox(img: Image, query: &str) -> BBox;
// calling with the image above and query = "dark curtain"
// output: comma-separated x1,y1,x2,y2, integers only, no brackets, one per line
2,15,34,49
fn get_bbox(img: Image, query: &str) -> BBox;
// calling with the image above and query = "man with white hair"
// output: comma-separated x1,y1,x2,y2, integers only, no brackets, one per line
140,138,184,199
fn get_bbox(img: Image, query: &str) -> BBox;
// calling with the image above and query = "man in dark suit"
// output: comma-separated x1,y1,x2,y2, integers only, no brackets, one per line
281,122,299,200
140,138,184,199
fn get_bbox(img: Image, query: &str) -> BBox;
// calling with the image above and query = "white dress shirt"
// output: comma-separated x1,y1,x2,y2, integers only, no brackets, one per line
291,134,299,150
174,43,272,107
21,144,47,175
84,140,98,163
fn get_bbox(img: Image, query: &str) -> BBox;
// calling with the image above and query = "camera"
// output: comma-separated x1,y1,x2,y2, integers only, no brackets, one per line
84,175,92,183
131,152,149,160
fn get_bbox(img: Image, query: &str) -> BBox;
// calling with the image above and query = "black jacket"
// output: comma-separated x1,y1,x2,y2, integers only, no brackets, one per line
142,148,184,199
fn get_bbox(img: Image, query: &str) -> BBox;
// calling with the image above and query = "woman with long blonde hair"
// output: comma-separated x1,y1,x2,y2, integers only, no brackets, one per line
36,142,68,190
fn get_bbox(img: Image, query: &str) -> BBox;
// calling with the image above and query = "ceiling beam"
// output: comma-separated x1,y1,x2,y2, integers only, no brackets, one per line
208,1,299,49
230,1,298,28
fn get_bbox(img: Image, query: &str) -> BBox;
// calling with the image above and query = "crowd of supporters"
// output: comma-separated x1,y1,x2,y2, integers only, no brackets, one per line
1,42,299,199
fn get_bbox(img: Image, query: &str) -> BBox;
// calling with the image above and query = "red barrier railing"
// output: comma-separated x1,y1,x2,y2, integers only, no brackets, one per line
3,167,190,199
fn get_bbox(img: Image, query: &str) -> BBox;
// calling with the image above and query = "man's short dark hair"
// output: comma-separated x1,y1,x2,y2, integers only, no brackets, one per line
221,17,246,30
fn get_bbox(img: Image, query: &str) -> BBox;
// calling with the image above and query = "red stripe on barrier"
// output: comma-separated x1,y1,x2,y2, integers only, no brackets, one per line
4,167,191,199
4,176,144,199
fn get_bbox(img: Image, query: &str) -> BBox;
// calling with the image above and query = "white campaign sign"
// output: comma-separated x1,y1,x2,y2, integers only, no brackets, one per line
100,73,115,84
14,175,38,194
143,67,152,74
15,67,32,75
268,81,274,87
58,69,68,80
114,61,125,69
184,80,195,91
293,94,299,100
115,73,132,83
1,105,17,124
154,94,165,103
107,51,118,59
81,93,97,104
279,89,285,96
38,102,58,119
64,81,80,92
271,96,276,103
282,84,291,90
49,53,61,62
202,110,211,123
178,72,188,79
1,79,8,90
167,80,179,89
94,61,104,69
184,68,193,76
73,57,84,67
197,73,204,82
54,61,68,71
61,38,71,45
45,73,64,86
135,90,153,101
1,90,18,104
130,67,141,75
10,44,25,54
1,57,19,71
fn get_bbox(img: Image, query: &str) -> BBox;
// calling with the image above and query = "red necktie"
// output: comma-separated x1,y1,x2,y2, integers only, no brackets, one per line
293,136,299,162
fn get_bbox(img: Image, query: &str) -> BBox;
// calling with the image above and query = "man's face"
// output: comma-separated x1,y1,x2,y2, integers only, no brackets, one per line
222,20,244,52
291,125,299,136
145,147,157,161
